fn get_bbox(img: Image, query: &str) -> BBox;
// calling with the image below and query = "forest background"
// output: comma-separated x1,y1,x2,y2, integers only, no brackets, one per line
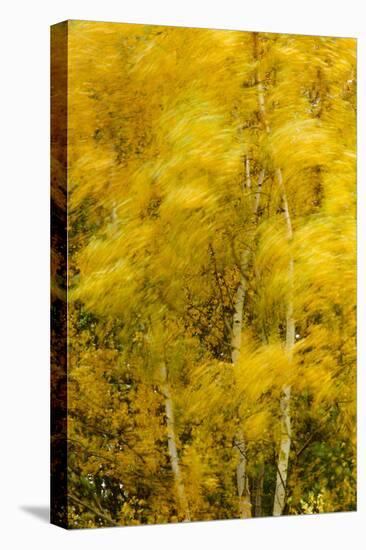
1,1,364,550
51,21,356,528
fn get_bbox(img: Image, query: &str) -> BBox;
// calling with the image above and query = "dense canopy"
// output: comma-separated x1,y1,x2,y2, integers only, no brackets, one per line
56,21,356,527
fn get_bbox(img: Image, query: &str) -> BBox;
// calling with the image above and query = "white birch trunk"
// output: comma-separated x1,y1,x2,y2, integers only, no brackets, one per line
232,271,251,518
231,259,249,365
272,168,295,517
232,169,265,518
245,156,251,189
272,384,292,516
231,167,265,366
253,36,295,515
160,363,190,521
234,430,252,518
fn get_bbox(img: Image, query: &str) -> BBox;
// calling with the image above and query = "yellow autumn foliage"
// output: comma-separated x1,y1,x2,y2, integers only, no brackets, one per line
53,21,356,527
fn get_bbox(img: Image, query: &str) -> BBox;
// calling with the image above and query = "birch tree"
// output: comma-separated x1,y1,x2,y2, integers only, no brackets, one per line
61,21,356,526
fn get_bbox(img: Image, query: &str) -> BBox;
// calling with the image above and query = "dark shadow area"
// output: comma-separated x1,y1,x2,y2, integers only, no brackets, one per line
20,505,50,523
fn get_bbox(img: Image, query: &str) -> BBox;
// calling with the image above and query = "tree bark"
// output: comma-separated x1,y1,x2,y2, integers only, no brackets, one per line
235,431,252,518
232,264,252,518
231,260,249,365
232,169,265,518
272,384,292,516
252,33,295,516
272,168,295,517
160,363,190,521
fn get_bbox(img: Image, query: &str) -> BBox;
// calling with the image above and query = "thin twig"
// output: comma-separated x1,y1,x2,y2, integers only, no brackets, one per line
68,493,120,527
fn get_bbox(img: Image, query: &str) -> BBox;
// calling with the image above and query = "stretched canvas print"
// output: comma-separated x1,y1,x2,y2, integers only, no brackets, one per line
51,20,356,529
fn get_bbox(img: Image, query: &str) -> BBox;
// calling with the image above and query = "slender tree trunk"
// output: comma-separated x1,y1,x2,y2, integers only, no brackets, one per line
235,431,252,518
232,168,265,518
160,363,190,521
231,259,249,365
272,384,292,516
272,168,295,517
232,273,251,518
253,33,295,516
232,234,251,519
245,156,251,189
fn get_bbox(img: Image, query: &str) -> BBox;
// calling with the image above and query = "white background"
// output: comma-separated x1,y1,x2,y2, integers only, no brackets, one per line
0,0,364,548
